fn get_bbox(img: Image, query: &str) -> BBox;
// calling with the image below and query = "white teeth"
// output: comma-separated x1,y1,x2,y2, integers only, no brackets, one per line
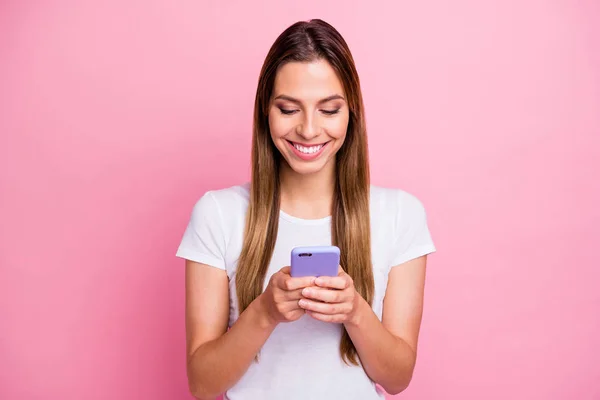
294,143,323,154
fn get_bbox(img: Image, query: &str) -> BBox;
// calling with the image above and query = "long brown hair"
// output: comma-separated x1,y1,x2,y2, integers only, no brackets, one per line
235,19,373,366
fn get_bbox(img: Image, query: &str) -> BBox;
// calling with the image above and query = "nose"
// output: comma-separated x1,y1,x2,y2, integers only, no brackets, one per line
296,114,319,140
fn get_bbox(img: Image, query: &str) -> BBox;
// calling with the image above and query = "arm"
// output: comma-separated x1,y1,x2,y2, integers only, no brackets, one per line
185,261,314,399
185,260,275,399
344,256,427,394
299,255,427,395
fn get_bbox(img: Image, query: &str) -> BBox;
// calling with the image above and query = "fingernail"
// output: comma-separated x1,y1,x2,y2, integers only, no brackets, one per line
302,288,312,297
298,299,307,307
314,278,322,285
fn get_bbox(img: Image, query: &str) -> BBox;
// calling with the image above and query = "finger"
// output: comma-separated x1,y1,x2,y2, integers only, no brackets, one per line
279,275,316,291
280,288,305,301
313,276,349,290
301,287,344,303
298,299,350,315
305,311,347,323
279,299,307,312
275,267,313,291
280,266,291,275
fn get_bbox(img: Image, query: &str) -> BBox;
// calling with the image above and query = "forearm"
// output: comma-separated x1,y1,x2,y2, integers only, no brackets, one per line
344,297,417,395
187,294,277,399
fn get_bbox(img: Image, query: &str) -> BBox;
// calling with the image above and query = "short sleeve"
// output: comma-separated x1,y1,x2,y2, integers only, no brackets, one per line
175,192,227,270
389,192,436,267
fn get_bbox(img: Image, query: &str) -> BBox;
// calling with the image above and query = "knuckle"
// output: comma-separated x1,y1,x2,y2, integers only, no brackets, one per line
270,275,280,288
284,279,294,291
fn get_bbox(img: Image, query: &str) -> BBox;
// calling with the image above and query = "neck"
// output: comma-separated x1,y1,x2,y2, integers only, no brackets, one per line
279,161,336,219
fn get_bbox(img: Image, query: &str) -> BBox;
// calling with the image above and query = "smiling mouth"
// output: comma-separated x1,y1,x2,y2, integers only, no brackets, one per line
286,140,330,155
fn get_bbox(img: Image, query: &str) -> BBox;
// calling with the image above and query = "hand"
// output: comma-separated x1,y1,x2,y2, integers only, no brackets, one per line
298,266,361,324
258,266,316,325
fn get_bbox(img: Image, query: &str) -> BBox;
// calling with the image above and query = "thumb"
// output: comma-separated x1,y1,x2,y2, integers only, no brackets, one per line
280,266,291,275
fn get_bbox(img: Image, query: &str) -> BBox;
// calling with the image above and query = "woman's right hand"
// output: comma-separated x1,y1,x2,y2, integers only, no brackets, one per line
257,266,316,325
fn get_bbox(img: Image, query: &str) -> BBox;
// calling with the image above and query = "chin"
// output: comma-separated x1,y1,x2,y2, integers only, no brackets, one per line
288,164,323,175
284,158,332,176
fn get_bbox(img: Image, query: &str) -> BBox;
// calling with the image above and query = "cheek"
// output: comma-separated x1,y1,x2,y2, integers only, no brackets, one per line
268,112,292,139
326,114,349,139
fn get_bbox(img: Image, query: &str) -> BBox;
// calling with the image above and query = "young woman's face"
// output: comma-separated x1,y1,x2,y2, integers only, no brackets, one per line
268,59,349,176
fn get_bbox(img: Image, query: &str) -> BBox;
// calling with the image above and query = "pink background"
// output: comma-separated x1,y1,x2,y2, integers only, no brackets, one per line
1,1,599,399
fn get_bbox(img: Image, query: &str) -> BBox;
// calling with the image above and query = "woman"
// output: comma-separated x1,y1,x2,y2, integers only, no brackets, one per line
176,19,436,400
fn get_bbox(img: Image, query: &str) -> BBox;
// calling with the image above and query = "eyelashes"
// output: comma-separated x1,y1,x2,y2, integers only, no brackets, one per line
278,108,341,116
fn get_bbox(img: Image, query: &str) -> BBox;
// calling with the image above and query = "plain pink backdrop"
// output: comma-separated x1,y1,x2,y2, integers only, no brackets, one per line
1,1,599,399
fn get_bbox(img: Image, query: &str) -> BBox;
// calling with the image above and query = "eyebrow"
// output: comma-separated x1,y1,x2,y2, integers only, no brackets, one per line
273,94,346,104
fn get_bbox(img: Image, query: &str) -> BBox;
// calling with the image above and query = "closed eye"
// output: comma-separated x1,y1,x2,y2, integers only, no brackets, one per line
321,109,340,115
279,108,299,115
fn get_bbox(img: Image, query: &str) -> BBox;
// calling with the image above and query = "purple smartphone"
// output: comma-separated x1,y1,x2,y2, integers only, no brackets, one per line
290,245,340,278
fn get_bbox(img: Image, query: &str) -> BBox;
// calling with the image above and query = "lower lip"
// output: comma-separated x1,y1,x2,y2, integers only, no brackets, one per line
287,141,329,161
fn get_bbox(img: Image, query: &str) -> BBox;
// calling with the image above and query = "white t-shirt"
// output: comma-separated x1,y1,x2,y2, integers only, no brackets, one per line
176,183,436,400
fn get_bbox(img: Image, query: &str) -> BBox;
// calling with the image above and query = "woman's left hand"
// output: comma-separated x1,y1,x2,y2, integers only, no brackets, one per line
298,266,361,324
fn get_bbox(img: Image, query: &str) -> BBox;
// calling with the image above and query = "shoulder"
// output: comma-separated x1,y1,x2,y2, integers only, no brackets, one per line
203,182,250,210
369,184,427,218
369,185,435,267
190,182,250,224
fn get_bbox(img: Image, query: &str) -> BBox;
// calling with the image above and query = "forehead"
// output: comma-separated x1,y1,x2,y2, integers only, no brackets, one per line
272,59,345,100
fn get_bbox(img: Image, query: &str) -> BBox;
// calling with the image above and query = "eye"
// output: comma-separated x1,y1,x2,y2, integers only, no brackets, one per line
321,109,340,115
279,108,299,115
